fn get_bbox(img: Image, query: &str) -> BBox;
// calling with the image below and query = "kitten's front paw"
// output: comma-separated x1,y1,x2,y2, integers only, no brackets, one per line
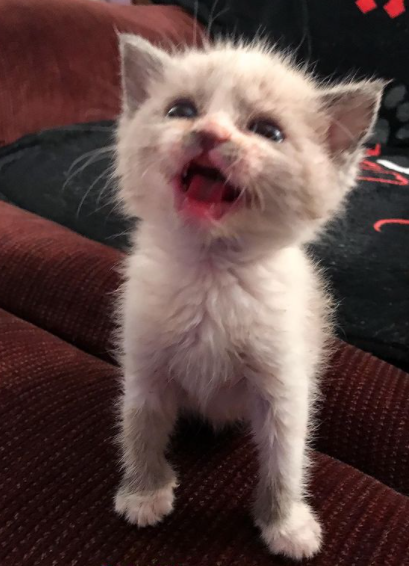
114,479,177,527
258,502,322,560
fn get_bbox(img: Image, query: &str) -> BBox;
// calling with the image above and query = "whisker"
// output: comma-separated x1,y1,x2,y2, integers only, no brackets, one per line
207,0,221,40
193,0,199,47
96,166,117,208
63,145,115,192
140,162,155,181
207,0,229,41
75,165,113,218
66,146,113,175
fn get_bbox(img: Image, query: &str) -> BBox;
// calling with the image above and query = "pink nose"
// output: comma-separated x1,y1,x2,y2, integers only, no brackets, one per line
194,127,231,151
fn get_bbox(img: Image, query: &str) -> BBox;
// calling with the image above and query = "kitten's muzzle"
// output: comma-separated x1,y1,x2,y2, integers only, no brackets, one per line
181,163,240,203
174,152,243,221
180,155,241,204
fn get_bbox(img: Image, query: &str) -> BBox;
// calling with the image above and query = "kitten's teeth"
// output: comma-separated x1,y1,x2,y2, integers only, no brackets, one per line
181,167,189,192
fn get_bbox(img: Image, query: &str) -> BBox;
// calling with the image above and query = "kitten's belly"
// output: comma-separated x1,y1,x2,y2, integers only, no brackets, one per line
181,378,249,424
167,321,249,424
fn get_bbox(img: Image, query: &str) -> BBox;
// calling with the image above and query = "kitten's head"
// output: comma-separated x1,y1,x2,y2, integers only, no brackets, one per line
116,35,384,248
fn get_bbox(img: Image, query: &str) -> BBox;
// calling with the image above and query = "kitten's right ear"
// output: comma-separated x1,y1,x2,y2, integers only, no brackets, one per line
119,34,170,115
319,80,385,157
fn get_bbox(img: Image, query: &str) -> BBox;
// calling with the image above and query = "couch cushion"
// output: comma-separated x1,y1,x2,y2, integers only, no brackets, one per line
0,197,121,361
1,308,409,566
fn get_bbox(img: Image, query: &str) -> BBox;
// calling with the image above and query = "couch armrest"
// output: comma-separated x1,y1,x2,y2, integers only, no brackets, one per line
0,0,200,147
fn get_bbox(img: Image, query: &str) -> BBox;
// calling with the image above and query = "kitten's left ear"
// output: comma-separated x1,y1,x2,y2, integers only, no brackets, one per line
119,34,170,115
320,80,385,156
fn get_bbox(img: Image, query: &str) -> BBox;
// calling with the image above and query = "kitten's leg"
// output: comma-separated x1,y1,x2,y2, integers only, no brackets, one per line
250,372,322,560
114,375,178,527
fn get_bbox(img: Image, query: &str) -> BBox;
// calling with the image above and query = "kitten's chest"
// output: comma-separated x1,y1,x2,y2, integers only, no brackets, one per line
171,271,252,341
160,265,260,382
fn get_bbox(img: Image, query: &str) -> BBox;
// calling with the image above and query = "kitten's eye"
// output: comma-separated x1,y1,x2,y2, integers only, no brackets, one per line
248,119,284,143
166,99,198,119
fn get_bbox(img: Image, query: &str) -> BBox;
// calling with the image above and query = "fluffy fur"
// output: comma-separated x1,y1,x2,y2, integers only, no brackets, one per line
113,36,383,560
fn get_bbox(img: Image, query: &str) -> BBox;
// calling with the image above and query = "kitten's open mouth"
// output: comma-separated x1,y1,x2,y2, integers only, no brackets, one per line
175,154,242,220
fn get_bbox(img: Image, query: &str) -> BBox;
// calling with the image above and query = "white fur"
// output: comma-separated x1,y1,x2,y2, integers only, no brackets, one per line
115,478,177,527
113,38,383,559
258,501,323,559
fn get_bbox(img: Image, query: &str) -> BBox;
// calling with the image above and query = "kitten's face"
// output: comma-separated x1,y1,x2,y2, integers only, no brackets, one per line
117,39,383,247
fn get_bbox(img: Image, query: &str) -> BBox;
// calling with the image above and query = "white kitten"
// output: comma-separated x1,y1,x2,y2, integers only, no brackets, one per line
113,35,383,560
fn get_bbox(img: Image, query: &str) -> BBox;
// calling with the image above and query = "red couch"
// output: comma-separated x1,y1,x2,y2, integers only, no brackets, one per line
0,1,408,565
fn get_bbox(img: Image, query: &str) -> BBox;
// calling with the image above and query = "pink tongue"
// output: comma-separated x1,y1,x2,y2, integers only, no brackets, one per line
187,174,224,203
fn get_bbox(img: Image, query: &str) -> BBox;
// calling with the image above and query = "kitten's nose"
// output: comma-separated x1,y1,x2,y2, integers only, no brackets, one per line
194,128,231,151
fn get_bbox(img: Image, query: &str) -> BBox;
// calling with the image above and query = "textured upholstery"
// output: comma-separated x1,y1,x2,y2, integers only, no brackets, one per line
319,343,409,496
0,201,120,362
1,202,409,566
1,202,408,496
1,306,409,566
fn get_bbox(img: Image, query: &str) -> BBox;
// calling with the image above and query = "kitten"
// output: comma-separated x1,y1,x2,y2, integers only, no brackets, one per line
113,35,383,560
